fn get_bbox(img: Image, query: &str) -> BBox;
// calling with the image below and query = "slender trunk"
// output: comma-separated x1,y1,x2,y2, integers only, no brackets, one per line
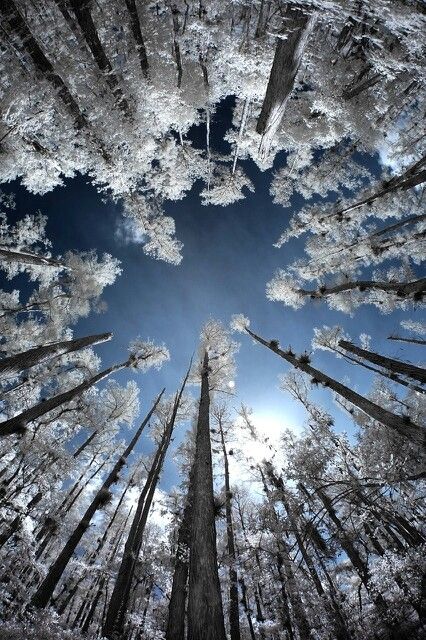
311,484,393,623
331,347,425,395
338,339,426,384
0,247,65,269
187,351,226,640
388,335,426,346
0,359,130,437
256,7,315,157
1,1,87,130
30,391,164,609
218,417,241,640
0,332,112,376
124,0,149,77
166,465,194,640
266,466,348,640
299,277,426,300
67,0,131,116
104,370,189,638
238,578,257,640
325,155,426,220
260,468,309,640
80,507,132,632
245,327,425,447
73,429,98,458
171,4,183,88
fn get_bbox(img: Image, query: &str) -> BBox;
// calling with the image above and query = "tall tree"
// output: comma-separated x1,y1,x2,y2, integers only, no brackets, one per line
30,390,164,609
0,332,112,376
0,339,168,437
103,367,190,639
231,316,425,447
187,321,238,640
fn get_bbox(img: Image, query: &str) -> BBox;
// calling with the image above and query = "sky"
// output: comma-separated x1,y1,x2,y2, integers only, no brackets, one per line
1,98,424,490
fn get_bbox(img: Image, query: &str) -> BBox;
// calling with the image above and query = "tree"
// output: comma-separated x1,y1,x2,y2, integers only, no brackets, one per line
256,5,316,159
30,389,164,609
187,321,238,640
102,367,190,639
231,315,425,446
0,332,112,377
0,338,169,437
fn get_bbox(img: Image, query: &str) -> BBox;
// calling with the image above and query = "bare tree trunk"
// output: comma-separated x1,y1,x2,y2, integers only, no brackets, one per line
30,391,164,609
0,332,112,376
104,371,189,639
187,351,227,640
166,466,194,640
325,154,426,220
388,335,426,346
298,277,426,300
338,339,426,384
256,6,315,158
238,577,257,640
124,0,149,78
170,4,183,88
66,0,131,116
266,465,348,640
259,468,310,640
217,415,241,640
245,327,425,447
0,359,130,437
0,247,64,269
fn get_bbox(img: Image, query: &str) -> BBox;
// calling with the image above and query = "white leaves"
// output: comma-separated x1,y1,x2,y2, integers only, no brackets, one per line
230,314,250,333
266,270,305,309
128,338,170,371
195,319,239,391
312,325,349,353
200,167,254,207
121,195,183,265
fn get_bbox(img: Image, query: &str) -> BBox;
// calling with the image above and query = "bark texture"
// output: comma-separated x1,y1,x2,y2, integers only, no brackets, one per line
256,7,315,157
0,360,128,437
339,339,426,384
0,332,112,376
187,351,227,640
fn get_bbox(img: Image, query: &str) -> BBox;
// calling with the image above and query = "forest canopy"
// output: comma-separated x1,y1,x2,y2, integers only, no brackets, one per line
0,1,425,639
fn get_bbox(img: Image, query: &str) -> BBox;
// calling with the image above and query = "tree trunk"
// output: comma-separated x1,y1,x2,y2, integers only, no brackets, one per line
30,390,164,608
218,416,241,640
338,339,426,384
326,154,426,220
0,1,87,130
388,335,426,346
0,247,65,269
245,327,425,447
187,351,227,640
256,6,315,158
299,277,426,300
0,332,112,376
266,466,348,640
0,360,129,437
103,371,189,639
166,466,194,640
67,0,131,116
259,468,310,640
124,0,149,78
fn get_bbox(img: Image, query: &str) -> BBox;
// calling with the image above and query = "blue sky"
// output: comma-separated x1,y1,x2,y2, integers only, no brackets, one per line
1,99,423,489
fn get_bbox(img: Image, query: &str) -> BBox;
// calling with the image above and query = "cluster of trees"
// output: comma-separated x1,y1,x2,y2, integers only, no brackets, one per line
0,192,424,639
0,0,424,264
0,242,426,640
0,0,425,638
